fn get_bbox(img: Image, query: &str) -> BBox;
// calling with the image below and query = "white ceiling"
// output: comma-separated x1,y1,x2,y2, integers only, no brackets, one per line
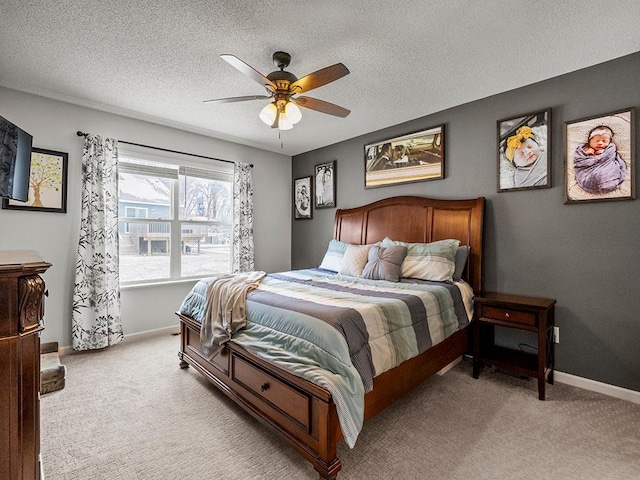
1,1,639,157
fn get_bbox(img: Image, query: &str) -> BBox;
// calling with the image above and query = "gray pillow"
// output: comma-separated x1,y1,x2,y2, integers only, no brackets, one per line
362,245,408,282
453,246,471,281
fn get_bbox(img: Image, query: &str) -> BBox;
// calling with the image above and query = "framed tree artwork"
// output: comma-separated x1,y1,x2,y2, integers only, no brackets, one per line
2,147,68,213
314,160,336,208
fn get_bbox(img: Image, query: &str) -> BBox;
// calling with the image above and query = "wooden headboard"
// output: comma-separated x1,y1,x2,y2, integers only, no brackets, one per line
334,196,485,293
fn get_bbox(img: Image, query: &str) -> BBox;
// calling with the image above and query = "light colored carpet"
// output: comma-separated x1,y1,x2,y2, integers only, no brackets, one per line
41,332,640,480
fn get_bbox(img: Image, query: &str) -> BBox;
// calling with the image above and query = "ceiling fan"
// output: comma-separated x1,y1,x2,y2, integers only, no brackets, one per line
204,51,351,130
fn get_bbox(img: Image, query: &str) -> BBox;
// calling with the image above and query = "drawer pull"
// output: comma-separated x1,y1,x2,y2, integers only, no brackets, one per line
505,312,510,318
260,382,270,392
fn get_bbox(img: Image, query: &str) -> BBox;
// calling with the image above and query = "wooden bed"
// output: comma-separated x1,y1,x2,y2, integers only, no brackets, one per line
176,195,485,479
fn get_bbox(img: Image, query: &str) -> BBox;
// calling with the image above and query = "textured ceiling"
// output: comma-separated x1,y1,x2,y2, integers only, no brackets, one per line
1,1,639,156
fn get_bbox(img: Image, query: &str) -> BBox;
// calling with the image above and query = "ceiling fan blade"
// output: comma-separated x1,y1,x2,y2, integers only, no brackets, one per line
203,95,271,104
292,96,351,117
289,63,350,94
220,54,276,91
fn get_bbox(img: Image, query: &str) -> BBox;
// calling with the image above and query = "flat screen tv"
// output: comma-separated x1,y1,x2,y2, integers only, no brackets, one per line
0,115,33,202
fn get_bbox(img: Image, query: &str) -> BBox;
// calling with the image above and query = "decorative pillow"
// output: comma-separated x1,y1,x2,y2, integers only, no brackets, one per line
453,245,471,281
380,237,460,282
338,244,372,277
319,239,350,272
361,245,408,282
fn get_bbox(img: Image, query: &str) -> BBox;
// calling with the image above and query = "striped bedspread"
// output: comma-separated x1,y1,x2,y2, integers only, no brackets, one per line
179,268,473,448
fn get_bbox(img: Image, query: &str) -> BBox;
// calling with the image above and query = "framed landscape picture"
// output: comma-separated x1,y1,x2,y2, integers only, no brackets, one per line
364,125,444,188
2,147,68,213
497,109,551,192
293,176,312,219
564,108,635,204
314,160,336,208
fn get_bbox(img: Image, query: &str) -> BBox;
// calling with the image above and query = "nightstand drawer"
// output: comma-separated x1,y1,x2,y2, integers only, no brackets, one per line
481,305,536,326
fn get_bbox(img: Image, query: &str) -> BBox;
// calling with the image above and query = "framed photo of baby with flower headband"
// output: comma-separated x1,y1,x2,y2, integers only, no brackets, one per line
564,108,635,204
497,109,551,192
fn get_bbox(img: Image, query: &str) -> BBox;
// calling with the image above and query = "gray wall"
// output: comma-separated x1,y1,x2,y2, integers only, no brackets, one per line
0,87,291,348
292,52,640,393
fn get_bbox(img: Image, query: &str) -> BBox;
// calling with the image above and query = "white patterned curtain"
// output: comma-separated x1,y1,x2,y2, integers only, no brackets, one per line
232,162,254,273
72,134,122,350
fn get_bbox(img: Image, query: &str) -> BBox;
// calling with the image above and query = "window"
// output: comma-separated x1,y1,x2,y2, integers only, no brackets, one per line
118,154,233,285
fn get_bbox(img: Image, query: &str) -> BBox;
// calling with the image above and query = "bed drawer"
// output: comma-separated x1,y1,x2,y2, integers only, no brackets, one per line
232,355,310,429
183,324,230,374
480,305,536,326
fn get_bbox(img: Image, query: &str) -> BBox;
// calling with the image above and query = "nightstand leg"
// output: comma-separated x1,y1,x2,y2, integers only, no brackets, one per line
472,320,480,379
538,377,545,400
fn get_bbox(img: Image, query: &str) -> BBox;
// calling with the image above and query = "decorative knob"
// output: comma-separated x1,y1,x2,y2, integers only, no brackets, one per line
260,382,270,392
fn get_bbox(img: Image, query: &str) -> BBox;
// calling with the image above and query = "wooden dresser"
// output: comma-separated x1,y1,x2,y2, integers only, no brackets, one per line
0,250,51,480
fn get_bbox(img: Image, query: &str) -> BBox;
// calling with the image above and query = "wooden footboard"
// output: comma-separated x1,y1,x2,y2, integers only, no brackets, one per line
177,311,469,479
177,312,343,479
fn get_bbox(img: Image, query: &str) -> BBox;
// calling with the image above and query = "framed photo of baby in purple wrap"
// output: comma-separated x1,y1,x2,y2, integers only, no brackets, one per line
497,109,551,192
564,108,635,204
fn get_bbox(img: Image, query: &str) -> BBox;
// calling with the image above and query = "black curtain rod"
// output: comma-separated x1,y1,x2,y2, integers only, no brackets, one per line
76,131,253,168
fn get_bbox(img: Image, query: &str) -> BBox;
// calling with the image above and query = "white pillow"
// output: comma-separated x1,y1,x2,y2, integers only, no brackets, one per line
319,239,350,272
339,244,372,277
380,237,460,282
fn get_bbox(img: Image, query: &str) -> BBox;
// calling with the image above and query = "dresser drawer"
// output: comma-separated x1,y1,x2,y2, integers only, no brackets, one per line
232,355,310,429
481,305,536,326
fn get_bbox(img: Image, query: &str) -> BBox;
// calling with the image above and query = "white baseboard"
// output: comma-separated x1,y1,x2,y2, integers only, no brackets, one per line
437,356,462,375
58,325,180,356
554,371,640,405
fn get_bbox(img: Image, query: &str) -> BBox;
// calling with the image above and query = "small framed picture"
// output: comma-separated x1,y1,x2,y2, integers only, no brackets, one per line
314,160,336,208
497,109,551,192
364,125,444,188
293,176,312,219
2,147,68,213
564,108,635,204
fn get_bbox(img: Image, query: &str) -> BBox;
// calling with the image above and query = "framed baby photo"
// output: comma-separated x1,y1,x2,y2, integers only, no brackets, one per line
293,176,312,219
314,160,336,209
497,109,551,192
564,107,635,204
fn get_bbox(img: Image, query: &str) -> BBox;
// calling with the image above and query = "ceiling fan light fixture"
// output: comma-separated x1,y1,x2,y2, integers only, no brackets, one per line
259,102,277,125
278,115,293,131
284,101,302,125
214,52,350,132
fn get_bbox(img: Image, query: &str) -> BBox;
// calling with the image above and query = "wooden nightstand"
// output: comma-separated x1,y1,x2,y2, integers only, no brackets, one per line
472,292,556,400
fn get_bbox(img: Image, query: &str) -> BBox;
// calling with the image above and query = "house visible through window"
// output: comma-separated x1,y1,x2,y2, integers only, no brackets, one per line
118,154,233,284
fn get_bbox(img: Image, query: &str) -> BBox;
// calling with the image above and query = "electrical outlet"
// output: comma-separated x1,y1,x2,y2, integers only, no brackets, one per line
553,326,560,344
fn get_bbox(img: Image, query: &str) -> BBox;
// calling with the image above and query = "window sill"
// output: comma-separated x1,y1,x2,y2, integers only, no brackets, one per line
120,277,202,290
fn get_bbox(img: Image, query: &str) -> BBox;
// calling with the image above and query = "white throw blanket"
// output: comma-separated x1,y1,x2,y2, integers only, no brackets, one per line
200,271,266,356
